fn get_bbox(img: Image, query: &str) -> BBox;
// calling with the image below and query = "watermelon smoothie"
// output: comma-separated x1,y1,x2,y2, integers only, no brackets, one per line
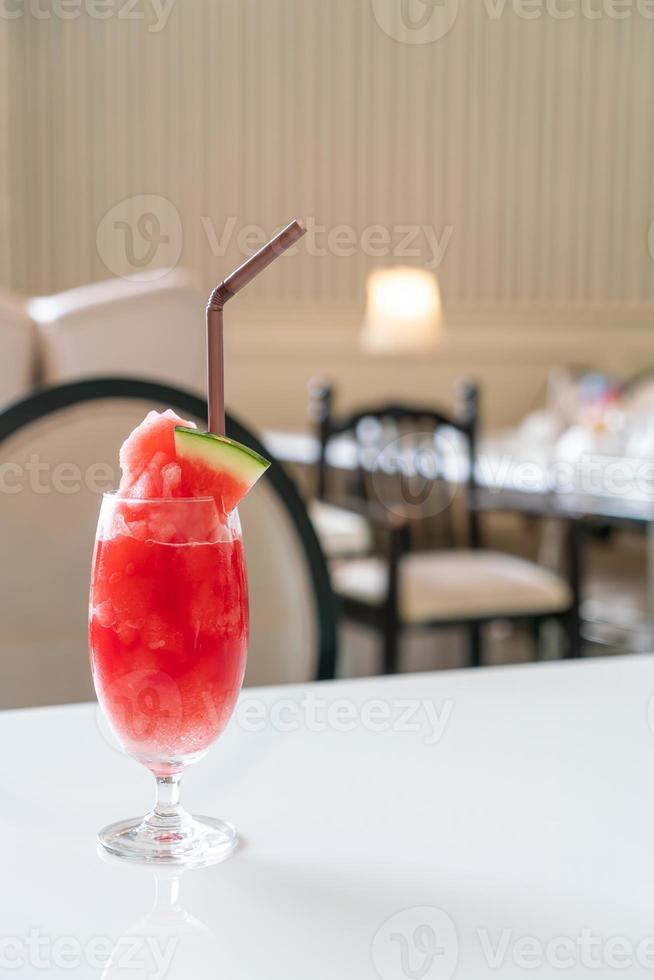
89,408,270,866
89,496,248,774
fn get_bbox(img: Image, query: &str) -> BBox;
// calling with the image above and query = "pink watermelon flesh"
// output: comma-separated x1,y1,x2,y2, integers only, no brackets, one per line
177,453,249,516
116,410,219,542
118,409,195,499
115,410,261,542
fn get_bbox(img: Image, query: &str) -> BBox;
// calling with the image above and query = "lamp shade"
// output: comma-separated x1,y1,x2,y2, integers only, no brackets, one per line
359,267,444,354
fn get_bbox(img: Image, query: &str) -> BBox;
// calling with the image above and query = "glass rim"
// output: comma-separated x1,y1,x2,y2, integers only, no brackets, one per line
102,490,218,504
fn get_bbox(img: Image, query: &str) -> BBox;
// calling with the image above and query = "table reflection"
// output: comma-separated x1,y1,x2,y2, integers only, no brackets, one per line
101,868,220,980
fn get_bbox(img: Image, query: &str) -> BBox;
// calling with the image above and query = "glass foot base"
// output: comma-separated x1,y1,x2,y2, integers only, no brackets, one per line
98,814,238,869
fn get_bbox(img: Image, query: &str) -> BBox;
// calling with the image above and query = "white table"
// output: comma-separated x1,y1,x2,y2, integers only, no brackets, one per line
2,657,654,978
263,428,654,511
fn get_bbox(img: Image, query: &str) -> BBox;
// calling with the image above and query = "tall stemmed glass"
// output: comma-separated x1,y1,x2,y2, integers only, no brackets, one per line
89,493,248,867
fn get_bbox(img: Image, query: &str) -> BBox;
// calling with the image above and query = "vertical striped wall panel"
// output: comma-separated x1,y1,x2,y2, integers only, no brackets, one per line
2,0,654,308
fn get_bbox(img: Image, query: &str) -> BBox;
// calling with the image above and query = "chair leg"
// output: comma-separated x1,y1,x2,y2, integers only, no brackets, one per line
381,526,405,675
564,518,583,659
382,620,399,674
468,625,483,667
565,604,582,659
532,620,543,661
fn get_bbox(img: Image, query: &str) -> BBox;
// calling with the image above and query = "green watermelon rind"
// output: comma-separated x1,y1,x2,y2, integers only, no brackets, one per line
173,426,270,485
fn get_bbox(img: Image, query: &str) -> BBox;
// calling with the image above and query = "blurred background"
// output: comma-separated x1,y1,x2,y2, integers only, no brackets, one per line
2,0,654,705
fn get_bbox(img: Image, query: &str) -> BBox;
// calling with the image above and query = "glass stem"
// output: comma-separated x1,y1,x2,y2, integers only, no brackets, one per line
145,773,191,835
154,774,182,818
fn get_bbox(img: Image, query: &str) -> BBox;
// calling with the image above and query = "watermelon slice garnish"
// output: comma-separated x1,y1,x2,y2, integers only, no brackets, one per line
174,426,270,514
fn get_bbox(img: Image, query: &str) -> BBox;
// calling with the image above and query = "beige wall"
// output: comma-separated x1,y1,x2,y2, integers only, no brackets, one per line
2,0,654,428
225,303,654,429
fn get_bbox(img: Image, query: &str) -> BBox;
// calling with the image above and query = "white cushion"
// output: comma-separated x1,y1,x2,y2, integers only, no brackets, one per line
240,482,319,687
308,500,372,559
332,550,572,622
28,269,205,394
0,288,36,407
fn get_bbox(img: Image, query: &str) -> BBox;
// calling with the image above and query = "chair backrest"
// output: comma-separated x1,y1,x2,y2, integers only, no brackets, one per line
0,378,337,709
308,378,480,547
28,270,205,395
0,288,36,408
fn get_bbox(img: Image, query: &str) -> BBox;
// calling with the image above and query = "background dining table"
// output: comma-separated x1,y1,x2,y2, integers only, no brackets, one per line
1,654,653,978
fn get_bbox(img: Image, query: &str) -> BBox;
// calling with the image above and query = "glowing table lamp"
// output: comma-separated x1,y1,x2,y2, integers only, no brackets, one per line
359,267,444,354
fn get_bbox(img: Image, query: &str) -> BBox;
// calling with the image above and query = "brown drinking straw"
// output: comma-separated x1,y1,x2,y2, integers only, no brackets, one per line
206,218,307,434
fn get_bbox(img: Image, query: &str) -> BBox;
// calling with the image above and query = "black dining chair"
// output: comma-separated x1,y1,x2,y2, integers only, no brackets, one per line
310,380,580,673
0,377,338,708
